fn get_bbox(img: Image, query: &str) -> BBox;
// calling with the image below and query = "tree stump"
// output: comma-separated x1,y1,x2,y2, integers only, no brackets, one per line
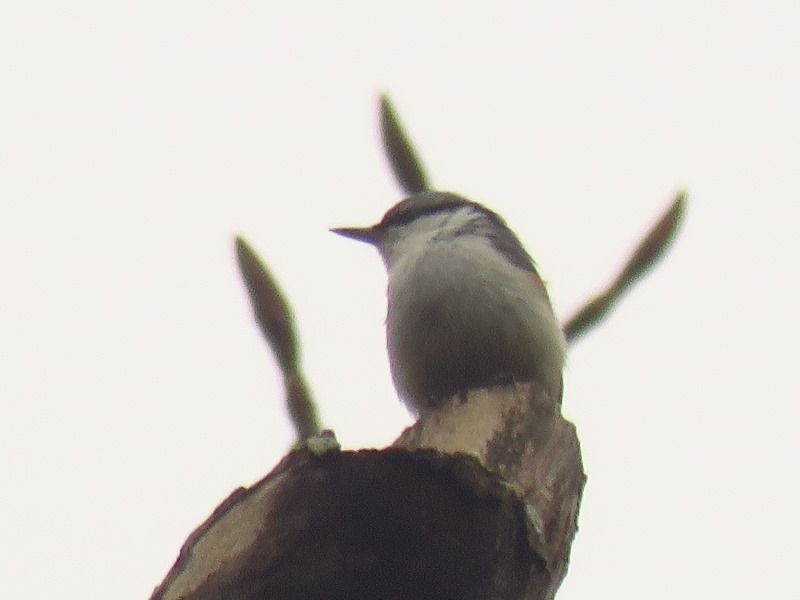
150,382,585,600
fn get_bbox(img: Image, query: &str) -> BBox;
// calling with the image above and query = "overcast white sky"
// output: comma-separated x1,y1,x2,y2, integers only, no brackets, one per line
1,2,798,598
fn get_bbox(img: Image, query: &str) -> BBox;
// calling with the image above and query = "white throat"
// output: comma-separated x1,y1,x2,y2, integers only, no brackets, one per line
377,206,480,269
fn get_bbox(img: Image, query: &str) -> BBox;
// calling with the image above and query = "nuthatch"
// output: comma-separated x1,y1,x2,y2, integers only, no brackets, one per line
332,191,565,415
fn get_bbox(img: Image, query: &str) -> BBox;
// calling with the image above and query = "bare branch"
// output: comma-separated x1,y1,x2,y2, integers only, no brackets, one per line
563,190,687,343
234,235,320,440
379,92,430,194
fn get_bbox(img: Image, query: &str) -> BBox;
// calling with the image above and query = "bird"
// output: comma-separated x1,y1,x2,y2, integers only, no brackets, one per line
331,190,565,415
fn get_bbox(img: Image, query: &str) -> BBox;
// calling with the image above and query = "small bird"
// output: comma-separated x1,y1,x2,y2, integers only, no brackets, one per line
332,190,565,415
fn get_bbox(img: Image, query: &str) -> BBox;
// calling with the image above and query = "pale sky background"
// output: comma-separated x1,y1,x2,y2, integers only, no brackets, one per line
1,2,798,599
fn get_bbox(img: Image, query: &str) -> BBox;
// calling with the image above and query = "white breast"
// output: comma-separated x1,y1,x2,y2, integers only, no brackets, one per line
383,231,565,412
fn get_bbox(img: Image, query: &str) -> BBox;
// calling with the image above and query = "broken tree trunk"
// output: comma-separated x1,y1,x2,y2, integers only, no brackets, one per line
149,381,585,600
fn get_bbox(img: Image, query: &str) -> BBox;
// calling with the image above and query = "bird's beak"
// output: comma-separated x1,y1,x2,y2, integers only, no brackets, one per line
330,226,382,245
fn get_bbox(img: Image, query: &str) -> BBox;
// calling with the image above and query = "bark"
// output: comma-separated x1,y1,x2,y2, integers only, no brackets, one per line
150,382,585,600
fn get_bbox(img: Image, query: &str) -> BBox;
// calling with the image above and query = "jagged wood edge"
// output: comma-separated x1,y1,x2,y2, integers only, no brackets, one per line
151,382,584,600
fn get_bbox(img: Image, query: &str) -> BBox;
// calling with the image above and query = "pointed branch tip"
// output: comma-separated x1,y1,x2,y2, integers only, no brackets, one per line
378,92,431,195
